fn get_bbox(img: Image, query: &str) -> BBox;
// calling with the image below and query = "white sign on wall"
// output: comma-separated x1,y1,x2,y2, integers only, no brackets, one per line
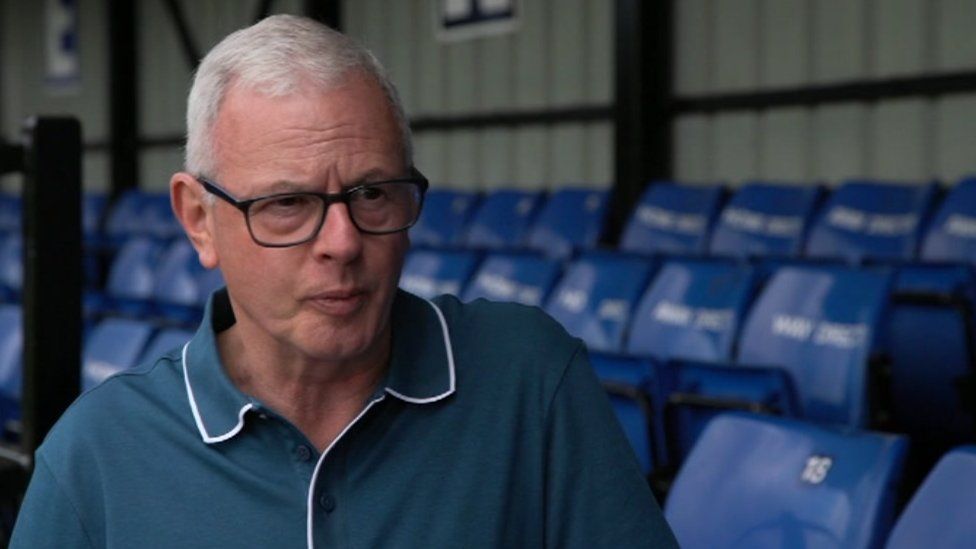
438,0,518,42
45,0,80,93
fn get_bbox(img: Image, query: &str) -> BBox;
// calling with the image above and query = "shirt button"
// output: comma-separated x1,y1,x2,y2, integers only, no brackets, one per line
295,444,312,462
319,494,336,514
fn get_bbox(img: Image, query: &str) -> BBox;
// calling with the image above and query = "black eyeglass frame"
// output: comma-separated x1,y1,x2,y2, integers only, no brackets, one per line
197,167,429,248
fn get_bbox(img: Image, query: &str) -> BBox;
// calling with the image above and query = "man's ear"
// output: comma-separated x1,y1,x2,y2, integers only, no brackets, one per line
171,172,219,269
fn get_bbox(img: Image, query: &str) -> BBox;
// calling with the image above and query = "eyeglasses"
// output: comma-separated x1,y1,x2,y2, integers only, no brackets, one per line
197,168,428,247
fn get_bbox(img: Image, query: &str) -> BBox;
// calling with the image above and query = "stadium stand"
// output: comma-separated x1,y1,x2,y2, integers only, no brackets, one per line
409,188,480,248
0,305,22,433
81,317,156,391
708,182,822,259
666,413,907,549
524,188,609,259
460,189,544,250
399,248,482,300
805,181,938,264
543,251,655,353
461,251,562,306
618,182,725,256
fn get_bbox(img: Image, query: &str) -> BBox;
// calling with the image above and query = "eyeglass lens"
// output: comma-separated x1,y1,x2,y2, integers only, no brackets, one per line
247,181,423,245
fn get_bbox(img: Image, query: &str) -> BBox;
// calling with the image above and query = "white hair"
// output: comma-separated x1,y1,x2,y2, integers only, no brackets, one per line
185,14,412,184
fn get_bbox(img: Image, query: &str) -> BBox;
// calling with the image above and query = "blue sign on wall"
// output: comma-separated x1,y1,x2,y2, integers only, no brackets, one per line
45,0,80,93
439,0,518,41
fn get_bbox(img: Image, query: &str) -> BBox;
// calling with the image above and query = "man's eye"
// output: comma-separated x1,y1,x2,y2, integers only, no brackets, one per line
354,186,387,201
254,195,315,215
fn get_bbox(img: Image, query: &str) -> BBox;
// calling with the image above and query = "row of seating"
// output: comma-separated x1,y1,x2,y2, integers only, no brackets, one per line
402,249,974,477
667,413,975,549
0,307,193,432
412,177,976,268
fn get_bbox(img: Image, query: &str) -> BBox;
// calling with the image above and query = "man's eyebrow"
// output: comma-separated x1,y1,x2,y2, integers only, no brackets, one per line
350,168,400,184
264,180,310,194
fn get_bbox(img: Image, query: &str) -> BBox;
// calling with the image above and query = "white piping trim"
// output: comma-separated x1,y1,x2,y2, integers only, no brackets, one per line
181,342,254,444
385,298,457,404
306,394,387,549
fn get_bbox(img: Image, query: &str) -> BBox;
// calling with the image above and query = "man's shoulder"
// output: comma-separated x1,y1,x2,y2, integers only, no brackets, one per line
431,294,581,355
38,350,187,464
427,294,585,395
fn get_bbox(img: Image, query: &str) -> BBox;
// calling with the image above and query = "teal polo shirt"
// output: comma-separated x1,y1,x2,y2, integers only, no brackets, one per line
12,289,677,548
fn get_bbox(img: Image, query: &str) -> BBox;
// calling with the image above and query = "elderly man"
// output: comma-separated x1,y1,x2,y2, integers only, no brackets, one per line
11,15,676,548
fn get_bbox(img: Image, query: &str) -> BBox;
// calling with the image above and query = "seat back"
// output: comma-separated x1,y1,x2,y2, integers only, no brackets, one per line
619,182,724,256
0,233,22,298
525,188,609,259
106,236,164,303
709,182,821,258
399,249,481,299
103,189,147,243
919,177,976,265
544,252,654,353
461,189,544,250
409,189,480,248
625,260,755,362
805,181,936,263
82,318,156,391
737,266,890,426
461,252,562,306
666,413,907,549
589,355,659,474
886,446,976,549
0,193,21,233
0,305,23,422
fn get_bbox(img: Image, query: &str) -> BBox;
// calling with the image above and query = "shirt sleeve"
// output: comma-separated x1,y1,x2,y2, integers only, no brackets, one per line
544,344,678,549
10,454,95,549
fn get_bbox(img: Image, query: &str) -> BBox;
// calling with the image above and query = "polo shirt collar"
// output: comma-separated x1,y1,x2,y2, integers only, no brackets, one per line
181,288,456,445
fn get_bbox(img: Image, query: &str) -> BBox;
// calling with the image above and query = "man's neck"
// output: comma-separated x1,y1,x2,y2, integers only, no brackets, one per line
216,324,390,452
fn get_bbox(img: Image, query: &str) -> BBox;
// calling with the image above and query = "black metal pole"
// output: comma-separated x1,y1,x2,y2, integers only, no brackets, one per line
606,0,673,245
20,117,83,459
304,0,341,30
108,0,139,199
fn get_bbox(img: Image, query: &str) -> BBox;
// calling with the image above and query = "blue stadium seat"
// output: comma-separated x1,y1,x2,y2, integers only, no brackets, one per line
666,413,907,549
709,182,822,259
735,266,890,427
83,193,107,242
399,248,481,299
461,252,562,306
625,259,756,361
662,266,890,461
153,239,210,325
103,189,148,244
589,355,659,474
0,193,21,233
525,188,609,259
461,189,544,250
883,179,976,461
0,305,22,430
138,328,194,364
410,188,480,248
614,259,758,464
82,318,156,391
143,192,182,240
805,180,937,264
886,446,976,549
104,236,165,316
0,232,22,300
196,268,225,307
919,177,976,266
619,182,725,256
544,251,655,353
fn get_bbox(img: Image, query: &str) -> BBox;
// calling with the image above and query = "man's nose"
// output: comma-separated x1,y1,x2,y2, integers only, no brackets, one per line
310,202,364,262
